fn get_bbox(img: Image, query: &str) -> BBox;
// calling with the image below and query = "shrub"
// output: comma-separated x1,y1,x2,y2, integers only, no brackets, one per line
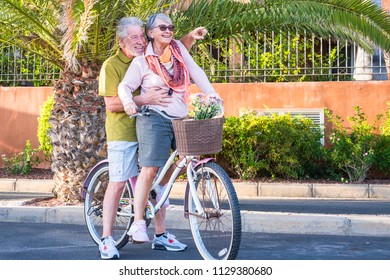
1,140,41,175
325,107,379,183
372,102,390,176
221,114,266,180
256,113,324,179
37,95,54,159
372,136,390,177
221,112,324,180
380,101,390,136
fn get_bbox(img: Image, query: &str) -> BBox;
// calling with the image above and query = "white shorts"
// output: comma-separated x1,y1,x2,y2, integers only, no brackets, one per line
107,141,138,182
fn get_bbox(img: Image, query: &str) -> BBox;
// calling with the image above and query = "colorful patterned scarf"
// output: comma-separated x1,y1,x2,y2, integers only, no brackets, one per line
145,40,190,101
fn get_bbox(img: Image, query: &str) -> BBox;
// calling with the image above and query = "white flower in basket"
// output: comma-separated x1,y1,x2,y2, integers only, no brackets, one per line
189,93,224,120
172,93,224,155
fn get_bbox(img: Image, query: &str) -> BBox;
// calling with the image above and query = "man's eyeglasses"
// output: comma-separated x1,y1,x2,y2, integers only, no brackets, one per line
127,35,146,42
156,24,174,32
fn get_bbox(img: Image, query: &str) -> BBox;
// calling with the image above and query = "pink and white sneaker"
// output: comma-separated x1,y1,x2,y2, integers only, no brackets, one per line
127,220,149,243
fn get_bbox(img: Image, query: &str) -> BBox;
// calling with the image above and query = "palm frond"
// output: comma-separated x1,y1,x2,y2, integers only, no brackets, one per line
126,0,172,21
61,0,98,71
176,0,390,53
1,0,389,70
0,0,62,54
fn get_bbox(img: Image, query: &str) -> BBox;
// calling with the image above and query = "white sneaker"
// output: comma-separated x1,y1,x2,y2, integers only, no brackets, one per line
155,184,169,208
152,232,187,251
127,220,149,243
99,236,120,259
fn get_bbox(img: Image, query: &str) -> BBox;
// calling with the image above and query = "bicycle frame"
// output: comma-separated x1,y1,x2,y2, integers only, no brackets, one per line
149,150,207,218
83,124,241,258
83,152,215,221
83,105,221,222
83,153,241,259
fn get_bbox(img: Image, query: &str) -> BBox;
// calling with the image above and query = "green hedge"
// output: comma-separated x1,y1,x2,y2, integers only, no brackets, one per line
220,112,324,180
373,102,390,176
219,108,390,182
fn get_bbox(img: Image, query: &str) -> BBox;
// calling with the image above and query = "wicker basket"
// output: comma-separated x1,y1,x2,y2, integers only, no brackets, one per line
172,117,224,155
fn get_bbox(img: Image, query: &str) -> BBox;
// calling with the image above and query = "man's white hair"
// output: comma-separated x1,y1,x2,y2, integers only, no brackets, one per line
116,17,144,39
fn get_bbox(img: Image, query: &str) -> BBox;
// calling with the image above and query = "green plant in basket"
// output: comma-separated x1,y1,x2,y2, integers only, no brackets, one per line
189,93,223,120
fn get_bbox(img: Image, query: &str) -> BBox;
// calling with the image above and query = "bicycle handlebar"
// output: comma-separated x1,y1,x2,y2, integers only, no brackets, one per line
129,105,183,120
130,101,224,120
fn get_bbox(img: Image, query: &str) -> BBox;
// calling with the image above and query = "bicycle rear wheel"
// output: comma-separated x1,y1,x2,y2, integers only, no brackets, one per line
188,161,241,260
84,162,133,249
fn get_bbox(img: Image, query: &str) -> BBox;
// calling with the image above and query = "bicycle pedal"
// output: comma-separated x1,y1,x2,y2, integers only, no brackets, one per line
129,236,145,244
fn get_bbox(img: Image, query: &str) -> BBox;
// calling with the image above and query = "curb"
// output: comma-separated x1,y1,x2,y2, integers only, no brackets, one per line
1,205,390,237
1,179,390,199
0,179,54,193
2,179,390,238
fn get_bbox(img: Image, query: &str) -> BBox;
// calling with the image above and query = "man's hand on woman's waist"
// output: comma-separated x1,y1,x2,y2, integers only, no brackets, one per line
138,87,173,107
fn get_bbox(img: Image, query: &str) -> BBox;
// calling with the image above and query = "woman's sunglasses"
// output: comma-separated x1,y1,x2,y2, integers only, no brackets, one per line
156,24,175,32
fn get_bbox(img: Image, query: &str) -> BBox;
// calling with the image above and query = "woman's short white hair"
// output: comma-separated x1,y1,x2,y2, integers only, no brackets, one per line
116,17,144,40
145,13,172,39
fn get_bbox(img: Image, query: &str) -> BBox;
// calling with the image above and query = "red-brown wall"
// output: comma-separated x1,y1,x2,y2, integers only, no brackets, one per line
1,81,390,166
0,87,53,165
190,81,390,125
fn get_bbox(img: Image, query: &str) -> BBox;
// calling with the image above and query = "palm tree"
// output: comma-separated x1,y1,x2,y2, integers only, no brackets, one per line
0,0,389,202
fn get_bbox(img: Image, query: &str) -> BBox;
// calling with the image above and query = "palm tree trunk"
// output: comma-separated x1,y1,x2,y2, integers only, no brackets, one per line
49,60,107,202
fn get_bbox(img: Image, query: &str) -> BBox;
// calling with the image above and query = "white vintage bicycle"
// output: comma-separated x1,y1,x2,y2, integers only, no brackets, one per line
83,106,241,260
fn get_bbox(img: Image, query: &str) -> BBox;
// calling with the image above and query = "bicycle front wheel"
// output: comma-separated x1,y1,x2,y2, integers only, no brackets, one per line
188,161,241,260
84,162,133,249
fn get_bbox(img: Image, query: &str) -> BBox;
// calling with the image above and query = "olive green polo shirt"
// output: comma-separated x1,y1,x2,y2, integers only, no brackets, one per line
98,49,139,142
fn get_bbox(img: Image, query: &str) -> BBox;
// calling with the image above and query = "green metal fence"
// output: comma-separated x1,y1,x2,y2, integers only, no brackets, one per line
0,44,61,86
0,31,388,86
193,31,388,83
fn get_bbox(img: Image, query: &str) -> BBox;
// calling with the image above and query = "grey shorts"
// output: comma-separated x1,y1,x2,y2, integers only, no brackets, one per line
136,112,176,167
107,141,138,182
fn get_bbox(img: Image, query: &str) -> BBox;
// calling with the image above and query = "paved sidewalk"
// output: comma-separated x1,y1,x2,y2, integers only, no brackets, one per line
1,178,390,199
1,179,390,237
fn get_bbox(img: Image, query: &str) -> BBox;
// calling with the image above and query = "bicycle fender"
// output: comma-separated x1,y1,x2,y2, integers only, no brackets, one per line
194,158,215,168
184,182,190,219
81,159,109,198
183,158,215,219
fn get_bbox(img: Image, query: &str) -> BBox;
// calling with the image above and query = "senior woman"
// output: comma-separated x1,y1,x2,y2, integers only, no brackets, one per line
118,13,222,250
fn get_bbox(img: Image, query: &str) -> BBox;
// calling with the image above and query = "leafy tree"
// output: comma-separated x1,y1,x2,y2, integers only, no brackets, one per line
0,0,389,202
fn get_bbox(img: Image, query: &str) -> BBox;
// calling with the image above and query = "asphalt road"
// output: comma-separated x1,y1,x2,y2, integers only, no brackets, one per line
1,221,390,260
172,197,390,215
230,198,390,215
